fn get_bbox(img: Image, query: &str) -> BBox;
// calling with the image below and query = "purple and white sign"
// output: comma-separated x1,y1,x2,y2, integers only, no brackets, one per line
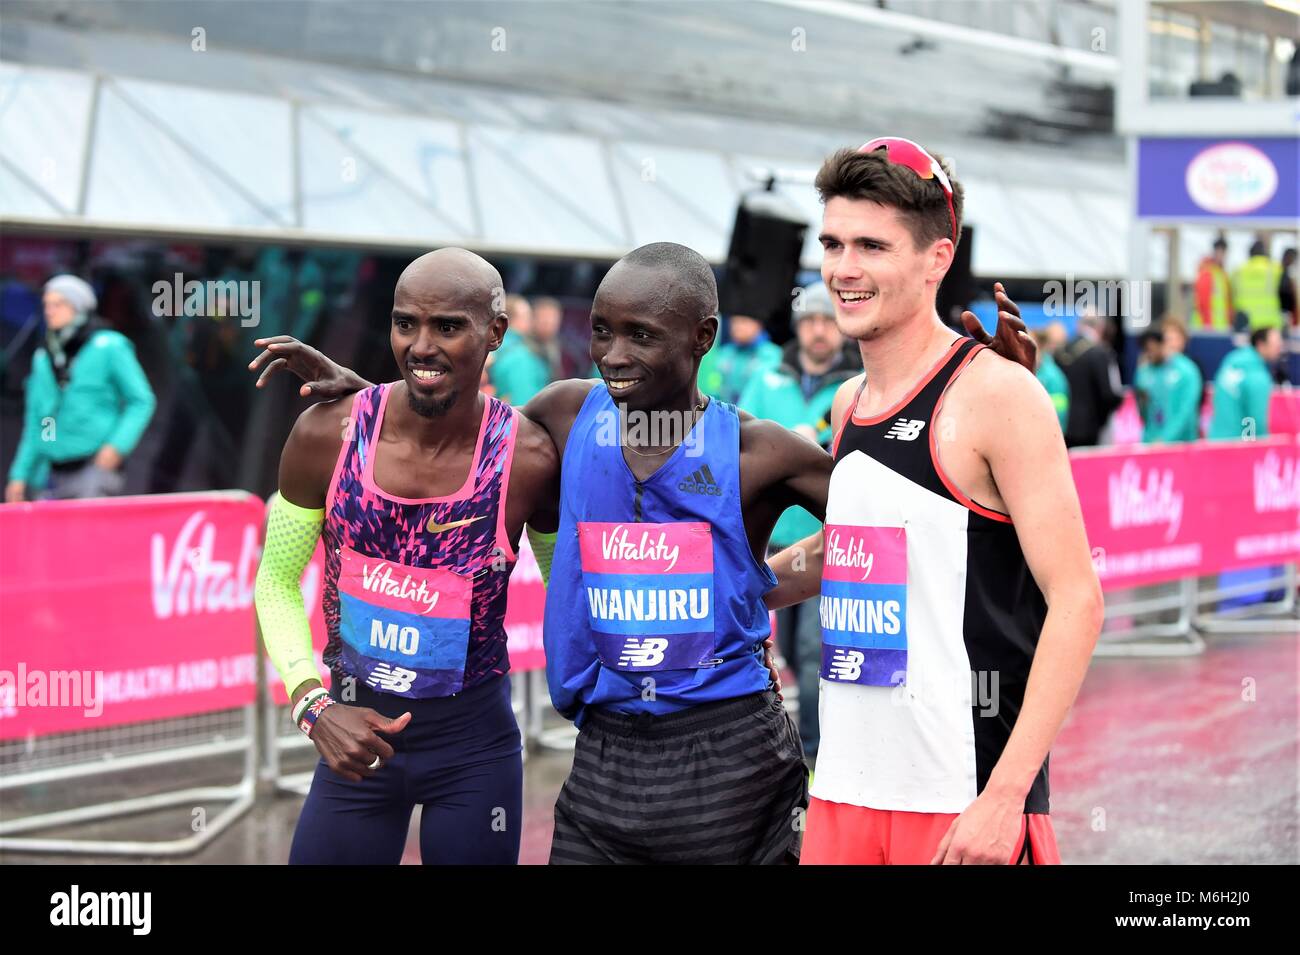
1137,137,1298,221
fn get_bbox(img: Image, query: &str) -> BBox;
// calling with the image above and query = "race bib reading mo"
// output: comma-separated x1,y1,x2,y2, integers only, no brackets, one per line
819,524,907,687
337,546,473,696
577,521,716,672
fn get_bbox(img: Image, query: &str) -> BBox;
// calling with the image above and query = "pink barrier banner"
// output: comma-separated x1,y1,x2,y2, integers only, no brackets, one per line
1070,436,1300,590
503,535,547,674
1270,390,1300,437
0,492,265,740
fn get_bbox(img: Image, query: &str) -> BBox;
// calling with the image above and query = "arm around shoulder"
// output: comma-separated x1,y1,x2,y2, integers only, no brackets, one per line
519,377,599,459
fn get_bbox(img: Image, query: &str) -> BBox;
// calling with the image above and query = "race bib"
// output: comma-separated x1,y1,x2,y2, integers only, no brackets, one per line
337,546,473,697
578,521,716,672
819,524,907,687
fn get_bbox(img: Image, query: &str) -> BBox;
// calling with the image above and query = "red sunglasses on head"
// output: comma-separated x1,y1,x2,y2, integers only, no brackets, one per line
858,136,958,244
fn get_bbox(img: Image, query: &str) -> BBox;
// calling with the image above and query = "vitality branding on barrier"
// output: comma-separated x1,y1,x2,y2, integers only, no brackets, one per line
819,524,908,686
578,521,716,671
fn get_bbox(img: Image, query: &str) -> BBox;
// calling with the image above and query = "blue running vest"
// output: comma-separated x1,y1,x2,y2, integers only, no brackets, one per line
544,386,777,725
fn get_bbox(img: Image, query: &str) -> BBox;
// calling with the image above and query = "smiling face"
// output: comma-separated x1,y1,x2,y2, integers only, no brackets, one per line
796,310,842,364
390,249,506,418
819,196,953,342
589,260,716,412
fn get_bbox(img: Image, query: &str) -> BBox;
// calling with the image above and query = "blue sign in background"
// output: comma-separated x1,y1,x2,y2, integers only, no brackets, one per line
1137,137,1298,221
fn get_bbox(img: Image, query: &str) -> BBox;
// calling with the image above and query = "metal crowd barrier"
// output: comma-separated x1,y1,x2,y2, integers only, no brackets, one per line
1195,564,1298,634
0,705,256,856
524,669,576,752
1094,578,1204,656
1095,563,1298,656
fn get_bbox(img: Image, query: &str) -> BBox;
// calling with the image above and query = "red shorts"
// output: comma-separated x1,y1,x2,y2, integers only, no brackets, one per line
801,796,1061,865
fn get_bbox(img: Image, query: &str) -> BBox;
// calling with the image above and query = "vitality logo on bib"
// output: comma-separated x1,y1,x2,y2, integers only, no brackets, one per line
819,524,907,686
337,546,473,697
578,521,716,671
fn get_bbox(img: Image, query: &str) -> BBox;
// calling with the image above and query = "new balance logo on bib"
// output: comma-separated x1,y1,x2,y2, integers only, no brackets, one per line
617,637,669,668
826,648,865,681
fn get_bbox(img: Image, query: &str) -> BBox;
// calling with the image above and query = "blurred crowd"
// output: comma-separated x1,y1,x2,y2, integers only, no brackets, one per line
5,236,1294,510
1,240,369,502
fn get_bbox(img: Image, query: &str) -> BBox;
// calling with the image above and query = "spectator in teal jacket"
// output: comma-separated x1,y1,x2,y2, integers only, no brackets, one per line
1209,326,1282,440
5,275,156,502
1032,328,1070,432
713,313,783,404
1159,317,1204,442
1133,329,1170,443
1134,322,1204,445
737,281,860,760
489,294,550,405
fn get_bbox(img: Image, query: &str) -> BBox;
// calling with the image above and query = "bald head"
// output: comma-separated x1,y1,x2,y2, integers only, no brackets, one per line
396,248,505,324
595,242,718,328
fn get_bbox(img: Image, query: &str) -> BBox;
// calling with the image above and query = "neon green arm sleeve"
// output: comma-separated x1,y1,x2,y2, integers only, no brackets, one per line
255,493,325,699
526,525,557,588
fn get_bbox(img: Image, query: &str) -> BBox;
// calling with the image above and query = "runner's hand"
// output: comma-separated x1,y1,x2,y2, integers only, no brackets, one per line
249,336,362,399
930,789,1024,864
763,637,783,700
310,705,411,782
960,283,1036,373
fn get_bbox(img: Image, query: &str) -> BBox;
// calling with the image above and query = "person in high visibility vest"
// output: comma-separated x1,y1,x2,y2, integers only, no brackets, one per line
1231,240,1284,332
1192,238,1232,331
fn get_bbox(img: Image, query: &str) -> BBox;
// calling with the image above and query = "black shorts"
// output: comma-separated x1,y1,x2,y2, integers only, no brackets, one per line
549,691,809,865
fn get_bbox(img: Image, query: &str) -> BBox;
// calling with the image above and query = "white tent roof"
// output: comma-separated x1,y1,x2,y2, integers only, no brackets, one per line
0,20,1131,278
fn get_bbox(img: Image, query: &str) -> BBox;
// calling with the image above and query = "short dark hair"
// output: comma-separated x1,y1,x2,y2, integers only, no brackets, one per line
619,242,718,317
1213,237,1228,251
1140,330,1164,347
1251,326,1279,349
815,145,965,251
1249,240,1268,258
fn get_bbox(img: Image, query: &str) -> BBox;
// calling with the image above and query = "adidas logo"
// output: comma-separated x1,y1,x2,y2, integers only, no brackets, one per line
884,418,926,441
678,464,723,495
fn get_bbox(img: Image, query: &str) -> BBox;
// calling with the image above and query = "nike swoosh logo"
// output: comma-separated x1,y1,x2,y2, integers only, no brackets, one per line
426,515,487,533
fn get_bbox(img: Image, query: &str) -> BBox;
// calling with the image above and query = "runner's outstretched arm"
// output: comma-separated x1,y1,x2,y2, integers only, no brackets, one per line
250,336,372,398
764,371,863,609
